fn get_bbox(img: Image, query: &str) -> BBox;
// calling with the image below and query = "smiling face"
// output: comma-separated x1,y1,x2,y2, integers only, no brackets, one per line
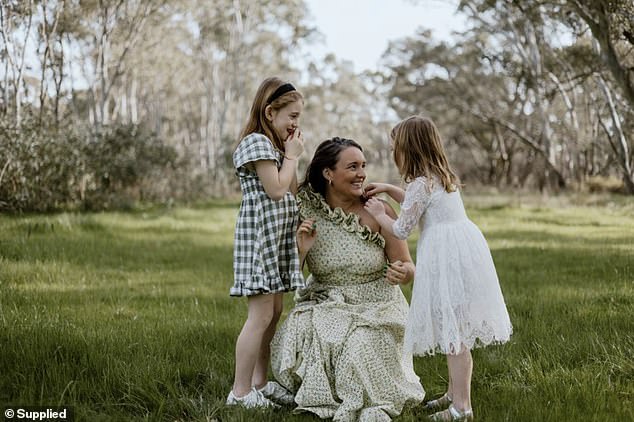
268,100,303,143
324,146,367,198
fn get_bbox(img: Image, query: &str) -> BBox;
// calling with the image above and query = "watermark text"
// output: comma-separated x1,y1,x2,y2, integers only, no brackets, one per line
3,407,73,421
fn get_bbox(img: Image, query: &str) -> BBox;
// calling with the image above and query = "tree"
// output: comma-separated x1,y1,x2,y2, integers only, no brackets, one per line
0,0,35,125
388,0,633,193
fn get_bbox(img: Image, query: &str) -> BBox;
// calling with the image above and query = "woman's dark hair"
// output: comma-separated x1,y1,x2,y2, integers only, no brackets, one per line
299,137,363,197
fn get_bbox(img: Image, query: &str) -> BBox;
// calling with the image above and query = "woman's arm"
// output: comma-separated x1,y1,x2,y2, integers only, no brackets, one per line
381,202,415,285
297,218,317,267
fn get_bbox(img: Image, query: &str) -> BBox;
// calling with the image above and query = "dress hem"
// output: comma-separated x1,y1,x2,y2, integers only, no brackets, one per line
229,285,302,297
406,330,513,357
230,274,305,297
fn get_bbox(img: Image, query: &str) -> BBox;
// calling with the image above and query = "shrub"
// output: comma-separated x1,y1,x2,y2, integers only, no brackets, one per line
0,118,179,212
81,124,178,210
585,175,625,194
0,117,84,212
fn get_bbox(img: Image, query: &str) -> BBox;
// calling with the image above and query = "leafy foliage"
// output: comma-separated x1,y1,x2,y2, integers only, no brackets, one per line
0,115,179,212
1,0,632,211
384,0,633,193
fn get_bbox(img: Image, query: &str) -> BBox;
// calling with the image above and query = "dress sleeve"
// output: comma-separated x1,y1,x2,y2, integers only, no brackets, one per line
233,133,279,170
392,177,432,240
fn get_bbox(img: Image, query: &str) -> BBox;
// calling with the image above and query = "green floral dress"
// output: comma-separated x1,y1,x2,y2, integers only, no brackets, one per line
271,187,425,421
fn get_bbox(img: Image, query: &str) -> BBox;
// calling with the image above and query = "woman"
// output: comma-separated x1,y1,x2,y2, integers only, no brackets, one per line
270,137,425,421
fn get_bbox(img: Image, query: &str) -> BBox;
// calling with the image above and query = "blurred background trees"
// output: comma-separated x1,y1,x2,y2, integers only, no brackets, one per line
1,0,632,212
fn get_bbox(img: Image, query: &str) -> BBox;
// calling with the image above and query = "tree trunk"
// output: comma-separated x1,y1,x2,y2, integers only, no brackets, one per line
572,1,634,109
596,74,634,194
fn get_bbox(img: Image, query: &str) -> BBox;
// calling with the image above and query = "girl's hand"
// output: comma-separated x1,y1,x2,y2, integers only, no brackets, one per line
364,182,391,198
363,197,386,218
297,218,317,255
284,129,304,159
385,260,408,285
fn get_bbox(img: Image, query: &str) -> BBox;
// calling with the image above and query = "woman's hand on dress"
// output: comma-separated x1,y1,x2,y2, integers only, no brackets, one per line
297,218,317,255
385,260,408,285
363,197,386,218
284,129,304,160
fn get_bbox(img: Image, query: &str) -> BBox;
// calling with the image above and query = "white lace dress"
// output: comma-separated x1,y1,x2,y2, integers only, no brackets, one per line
393,176,512,356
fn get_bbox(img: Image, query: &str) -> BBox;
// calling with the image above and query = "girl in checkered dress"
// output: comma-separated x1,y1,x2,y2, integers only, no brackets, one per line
226,77,306,409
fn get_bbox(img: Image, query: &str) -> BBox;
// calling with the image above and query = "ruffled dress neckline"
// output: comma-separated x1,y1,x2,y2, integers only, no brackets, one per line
297,187,386,249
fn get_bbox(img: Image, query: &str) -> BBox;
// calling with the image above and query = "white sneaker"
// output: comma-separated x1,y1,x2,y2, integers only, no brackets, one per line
257,381,295,406
225,388,279,409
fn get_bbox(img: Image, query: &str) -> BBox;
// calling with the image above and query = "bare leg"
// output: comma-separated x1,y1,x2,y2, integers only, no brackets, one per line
446,345,473,412
252,293,283,389
231,294,276,397
447,369,454,401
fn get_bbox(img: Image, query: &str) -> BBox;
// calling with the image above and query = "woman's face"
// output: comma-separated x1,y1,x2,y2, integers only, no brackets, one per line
269,100,303,142
326,147,367,198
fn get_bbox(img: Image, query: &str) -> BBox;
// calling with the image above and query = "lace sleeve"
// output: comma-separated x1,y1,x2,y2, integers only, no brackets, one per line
392,177,432,240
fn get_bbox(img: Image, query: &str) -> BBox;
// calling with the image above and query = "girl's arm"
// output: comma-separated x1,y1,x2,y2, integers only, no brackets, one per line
364,198,397,237
255,158,298,201
254,129,304,200
365,178,431,240
364,182,405,203
290,171,298,196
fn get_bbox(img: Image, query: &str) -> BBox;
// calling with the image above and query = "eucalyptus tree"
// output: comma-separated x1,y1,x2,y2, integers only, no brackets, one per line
383,28,526,187
34,0,59,123
0,0,378,206
58,0,166,128
58,0,314,194
0,0,35,125
454,1,572,189
458,0,633,192
298,54,404,183
548,0,634,192
565,0,634,107
387,0,632,193
174,0,316,193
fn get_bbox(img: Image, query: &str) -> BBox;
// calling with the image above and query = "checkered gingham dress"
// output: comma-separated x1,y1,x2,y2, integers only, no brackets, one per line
231,133,304,296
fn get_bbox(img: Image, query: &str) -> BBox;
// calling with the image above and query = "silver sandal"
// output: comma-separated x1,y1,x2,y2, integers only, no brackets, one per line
423,393,453,411
429,404,474,421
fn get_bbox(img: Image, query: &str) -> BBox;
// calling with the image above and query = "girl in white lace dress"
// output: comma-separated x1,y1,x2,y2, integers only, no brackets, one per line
364,116,512,421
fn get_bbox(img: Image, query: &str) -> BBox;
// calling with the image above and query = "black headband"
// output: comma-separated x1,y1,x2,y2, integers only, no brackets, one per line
267,83,296,104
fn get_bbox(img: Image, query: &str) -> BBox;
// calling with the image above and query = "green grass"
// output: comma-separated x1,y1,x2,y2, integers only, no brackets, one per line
0,195,632,421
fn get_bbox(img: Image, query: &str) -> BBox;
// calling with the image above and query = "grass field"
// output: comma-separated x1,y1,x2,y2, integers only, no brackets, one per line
0,194,632,421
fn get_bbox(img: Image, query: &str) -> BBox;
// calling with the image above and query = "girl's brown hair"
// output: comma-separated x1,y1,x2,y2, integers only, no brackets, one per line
238,77,303,151
391,115,459,193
